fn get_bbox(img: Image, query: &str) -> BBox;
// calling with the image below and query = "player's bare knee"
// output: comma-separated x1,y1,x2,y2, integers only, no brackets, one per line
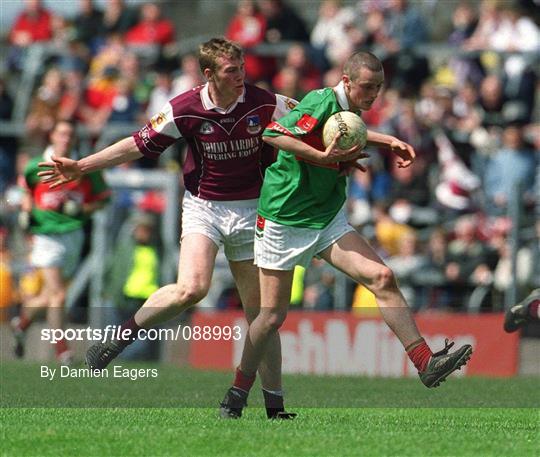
49,290,66,306
173,283,209,306
243,306,260,324
263,310,287,332
371,266,397,293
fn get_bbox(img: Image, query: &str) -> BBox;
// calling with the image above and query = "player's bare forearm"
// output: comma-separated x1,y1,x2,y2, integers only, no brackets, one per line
366,130,416,168
366,130,397,149
263,134,367,165
263,135,324,162
39,136,143,188
78,137,142,174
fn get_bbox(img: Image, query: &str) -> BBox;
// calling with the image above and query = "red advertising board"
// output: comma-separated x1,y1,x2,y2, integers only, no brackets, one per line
189,311,519,377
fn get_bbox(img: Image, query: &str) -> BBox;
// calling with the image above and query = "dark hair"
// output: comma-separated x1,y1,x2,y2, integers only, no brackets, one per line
343,51,383,80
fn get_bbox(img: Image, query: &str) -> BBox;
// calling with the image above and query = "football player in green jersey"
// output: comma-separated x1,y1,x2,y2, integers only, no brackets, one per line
11,120,110,363
221,51,472,412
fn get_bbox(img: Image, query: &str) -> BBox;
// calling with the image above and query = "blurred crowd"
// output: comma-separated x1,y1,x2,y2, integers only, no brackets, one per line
0,0,538,315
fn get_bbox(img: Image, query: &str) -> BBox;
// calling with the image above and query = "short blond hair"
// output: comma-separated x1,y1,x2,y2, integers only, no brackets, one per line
198,38,243,74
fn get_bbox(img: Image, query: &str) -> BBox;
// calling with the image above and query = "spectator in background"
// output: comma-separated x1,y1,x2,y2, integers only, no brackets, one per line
9,0,52,47
448,2,478,45
258,0,310,44
25,68,64,147
447,2,483,87
310,0,358,67
57,63,86,123
492,222,534,305
385,231,423,307
477,74,508,128
272,44,321,95
125,2,175,48
104,212,161,360
82,65,119,134
452,82,482,138
491,5,539,53
146,71,175,118
172,53,205,94
413,227,454,309
302,259,335,310
463,0,503,51
347,156,392,227
446,214,498,308
73,0,105,52
8,0,53,71
108,78,140,123
483,125,537,216
270,67,303,100
118,52,146,104
493,7,539,125
102,0,139,36
0,80,18,193
385,0,429,51
87,34,125,81
383,0,430,94
372,202,414,257
226,0,276,83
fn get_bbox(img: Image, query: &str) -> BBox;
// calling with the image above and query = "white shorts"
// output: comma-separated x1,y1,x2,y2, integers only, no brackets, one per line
30,229,84,278
254,208,355,270
181,191,258,262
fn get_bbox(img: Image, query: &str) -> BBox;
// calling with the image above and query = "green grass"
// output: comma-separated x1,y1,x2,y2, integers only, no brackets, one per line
1,362,539,456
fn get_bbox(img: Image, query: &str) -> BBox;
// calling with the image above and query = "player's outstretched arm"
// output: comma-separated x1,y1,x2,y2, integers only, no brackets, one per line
263,133,369,165
38,137,143,188
366,130,416,168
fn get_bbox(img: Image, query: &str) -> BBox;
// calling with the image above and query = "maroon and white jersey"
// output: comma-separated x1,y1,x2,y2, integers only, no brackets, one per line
133,83,296,201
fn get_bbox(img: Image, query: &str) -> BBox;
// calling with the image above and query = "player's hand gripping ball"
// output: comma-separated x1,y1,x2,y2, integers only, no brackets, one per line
322,111,367,150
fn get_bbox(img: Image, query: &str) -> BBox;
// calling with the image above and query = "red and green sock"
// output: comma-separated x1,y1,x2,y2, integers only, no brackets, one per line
406,338,433,372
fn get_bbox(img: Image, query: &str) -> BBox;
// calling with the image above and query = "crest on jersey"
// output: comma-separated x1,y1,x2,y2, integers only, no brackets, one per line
246,115,261,134
285,98,297,110
150,112,166,130
199,121,214,134
296,114,318,133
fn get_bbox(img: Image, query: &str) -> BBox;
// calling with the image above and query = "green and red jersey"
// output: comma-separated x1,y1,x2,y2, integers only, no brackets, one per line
23,154,110,234
259,82,356,229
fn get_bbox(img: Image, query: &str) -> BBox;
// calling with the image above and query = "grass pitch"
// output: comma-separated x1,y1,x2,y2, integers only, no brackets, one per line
1,361,539,456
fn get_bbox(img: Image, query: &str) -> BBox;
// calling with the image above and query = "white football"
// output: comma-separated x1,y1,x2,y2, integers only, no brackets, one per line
322,111,367,150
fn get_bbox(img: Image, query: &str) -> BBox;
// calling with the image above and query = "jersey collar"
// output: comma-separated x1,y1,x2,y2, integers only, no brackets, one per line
334,81,350,111
201,82,246,114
